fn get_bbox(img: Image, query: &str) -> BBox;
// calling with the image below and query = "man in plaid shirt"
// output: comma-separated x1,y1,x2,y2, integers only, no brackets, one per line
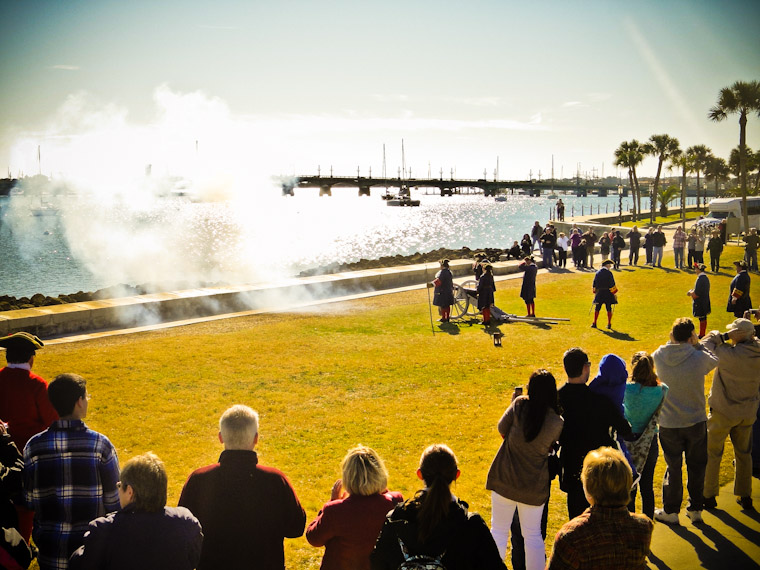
23,373,120,570
673,227,687,269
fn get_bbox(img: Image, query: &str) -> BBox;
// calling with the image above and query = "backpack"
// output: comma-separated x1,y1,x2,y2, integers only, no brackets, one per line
397,537,446,570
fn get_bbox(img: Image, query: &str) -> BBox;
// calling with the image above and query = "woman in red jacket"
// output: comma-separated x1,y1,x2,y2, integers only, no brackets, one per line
307,445,402,570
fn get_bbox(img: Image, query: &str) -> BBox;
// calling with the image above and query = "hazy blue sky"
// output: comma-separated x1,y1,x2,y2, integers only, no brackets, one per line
1,0,759,184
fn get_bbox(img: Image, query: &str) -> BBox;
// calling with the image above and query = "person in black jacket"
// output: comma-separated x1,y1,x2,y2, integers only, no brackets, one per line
557,348,633,519
591,260,618,330
689,264,711,338
626,226,641,266
370,444,506,570
70,453,202,570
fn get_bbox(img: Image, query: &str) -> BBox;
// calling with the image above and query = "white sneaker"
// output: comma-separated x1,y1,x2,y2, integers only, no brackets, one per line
686,510,703,524
654,509,680,525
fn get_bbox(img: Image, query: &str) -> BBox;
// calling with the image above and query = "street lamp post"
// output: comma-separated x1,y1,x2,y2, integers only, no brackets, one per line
618,185,624,226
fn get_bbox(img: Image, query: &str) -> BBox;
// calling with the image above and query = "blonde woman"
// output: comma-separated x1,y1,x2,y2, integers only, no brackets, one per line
307,445,402,570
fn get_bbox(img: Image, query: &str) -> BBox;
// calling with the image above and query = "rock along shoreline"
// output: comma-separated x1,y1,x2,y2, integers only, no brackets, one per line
1,246,511,313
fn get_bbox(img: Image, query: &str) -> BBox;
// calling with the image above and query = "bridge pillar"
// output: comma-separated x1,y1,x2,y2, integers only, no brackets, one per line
281,183,295,196
440,187,453,197
319,185,332,197
575,188,587,197
597,188,608,197
358,186,371,197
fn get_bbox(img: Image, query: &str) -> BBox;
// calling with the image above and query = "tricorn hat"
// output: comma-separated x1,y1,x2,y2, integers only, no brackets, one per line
0,332,44,351
601,259,614,266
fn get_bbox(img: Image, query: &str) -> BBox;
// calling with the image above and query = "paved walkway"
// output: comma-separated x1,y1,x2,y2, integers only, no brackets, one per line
647,477,760,569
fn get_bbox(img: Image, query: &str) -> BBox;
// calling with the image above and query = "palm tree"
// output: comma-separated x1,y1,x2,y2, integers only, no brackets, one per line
613,140,645,221
669,150,692,228
643,134,681,223
686,144,712,212
730,147,760,194
708,80,760,230
705,155,730,198
658,184,680,218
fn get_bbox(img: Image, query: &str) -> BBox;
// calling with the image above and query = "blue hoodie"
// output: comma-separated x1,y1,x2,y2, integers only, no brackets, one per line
588,354,628,416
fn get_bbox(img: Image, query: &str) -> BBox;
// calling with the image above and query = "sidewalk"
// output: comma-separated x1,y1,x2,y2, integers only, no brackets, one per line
647,477,760,569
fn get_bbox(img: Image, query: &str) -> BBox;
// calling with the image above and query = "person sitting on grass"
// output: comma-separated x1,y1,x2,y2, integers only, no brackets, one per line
306,445,403,570
547,447,653,570
70,452,202,570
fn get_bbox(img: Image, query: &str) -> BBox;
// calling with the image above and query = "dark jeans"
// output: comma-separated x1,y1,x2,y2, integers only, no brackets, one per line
510,502,549,570
629,247,639,265
558,249,567,268
645,246,653,264
710,253,720,272
659,422,707,513
629,435,659,519
564,480,590,519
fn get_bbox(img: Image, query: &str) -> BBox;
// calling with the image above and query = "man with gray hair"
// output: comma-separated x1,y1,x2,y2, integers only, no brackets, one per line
178,404,305,569
702,319,760,511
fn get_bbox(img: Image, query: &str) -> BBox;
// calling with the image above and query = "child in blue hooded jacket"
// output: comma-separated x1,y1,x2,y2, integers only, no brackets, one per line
588,354,638,480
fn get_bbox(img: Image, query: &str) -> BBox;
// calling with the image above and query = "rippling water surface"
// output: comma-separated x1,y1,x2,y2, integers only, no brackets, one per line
0,190,642,298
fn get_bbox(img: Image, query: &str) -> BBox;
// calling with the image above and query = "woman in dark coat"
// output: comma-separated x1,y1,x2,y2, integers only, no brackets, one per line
477,263,496,325
689,263,711,338
431,259,456,323
520,235,532,257
591,259,618,329
520,256,538,317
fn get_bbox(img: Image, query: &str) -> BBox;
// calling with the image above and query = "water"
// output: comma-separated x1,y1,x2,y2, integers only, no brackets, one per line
0,190,652,298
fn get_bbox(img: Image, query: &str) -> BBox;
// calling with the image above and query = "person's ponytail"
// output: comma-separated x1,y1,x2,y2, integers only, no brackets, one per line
416,444,458,543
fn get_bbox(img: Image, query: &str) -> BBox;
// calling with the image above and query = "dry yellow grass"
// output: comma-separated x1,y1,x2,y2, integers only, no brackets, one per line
27,245,747,569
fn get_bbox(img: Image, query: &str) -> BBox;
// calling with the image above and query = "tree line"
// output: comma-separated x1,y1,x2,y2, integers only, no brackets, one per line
614,80,760,230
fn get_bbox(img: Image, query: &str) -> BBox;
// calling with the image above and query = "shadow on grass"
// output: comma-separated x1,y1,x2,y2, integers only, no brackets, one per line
437,322,460,335
602,330,638,341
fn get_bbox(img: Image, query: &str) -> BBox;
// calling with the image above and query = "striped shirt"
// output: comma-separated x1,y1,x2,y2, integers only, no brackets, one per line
23,419,120,570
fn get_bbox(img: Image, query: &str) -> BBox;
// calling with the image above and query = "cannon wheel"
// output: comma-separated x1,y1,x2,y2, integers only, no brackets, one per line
451,279,479,320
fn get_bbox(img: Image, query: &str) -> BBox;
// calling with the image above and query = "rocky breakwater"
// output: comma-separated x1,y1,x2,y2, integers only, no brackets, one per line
1,247,516,313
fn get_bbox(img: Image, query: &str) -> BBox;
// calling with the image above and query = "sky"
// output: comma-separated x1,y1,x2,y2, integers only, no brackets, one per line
1,0,759,187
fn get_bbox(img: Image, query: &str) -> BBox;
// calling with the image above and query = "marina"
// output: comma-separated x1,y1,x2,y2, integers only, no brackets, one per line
0,188,661,300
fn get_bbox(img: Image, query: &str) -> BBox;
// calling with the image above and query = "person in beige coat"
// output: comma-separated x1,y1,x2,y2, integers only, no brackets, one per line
701,318,760,511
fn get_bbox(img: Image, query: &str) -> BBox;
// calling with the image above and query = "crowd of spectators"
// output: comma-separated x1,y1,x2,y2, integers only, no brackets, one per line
1,303,759,569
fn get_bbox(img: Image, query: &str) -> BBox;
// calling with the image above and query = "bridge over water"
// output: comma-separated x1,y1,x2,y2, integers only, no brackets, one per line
278,175,629,198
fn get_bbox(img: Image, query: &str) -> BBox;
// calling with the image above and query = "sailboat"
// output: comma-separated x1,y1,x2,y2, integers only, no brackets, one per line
386,140,420,207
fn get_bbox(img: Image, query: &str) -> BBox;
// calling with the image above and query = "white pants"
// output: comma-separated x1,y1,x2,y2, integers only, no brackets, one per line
490,491,546,570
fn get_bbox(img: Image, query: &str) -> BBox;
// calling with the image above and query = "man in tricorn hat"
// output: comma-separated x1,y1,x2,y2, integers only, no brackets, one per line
0,331,58,542
591,259,618,330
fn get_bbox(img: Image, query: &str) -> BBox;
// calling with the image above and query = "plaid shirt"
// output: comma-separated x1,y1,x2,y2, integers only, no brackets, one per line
547,505,653,569
673,231,686,249
23,419,120,570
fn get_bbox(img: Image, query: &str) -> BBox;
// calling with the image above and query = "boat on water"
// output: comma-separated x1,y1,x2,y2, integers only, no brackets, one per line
385,194,420,207
494,196,507,202
385,140,420,207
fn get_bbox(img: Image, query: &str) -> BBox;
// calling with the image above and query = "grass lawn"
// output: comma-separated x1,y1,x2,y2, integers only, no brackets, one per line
30,244,750,569
619,211,704,227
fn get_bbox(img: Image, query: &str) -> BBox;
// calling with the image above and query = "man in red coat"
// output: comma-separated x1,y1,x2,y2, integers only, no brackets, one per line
0,332,59,541
178,404,306,570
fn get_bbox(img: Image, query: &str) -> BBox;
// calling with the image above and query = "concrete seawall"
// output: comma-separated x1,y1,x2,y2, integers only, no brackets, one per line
0,258,538,338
